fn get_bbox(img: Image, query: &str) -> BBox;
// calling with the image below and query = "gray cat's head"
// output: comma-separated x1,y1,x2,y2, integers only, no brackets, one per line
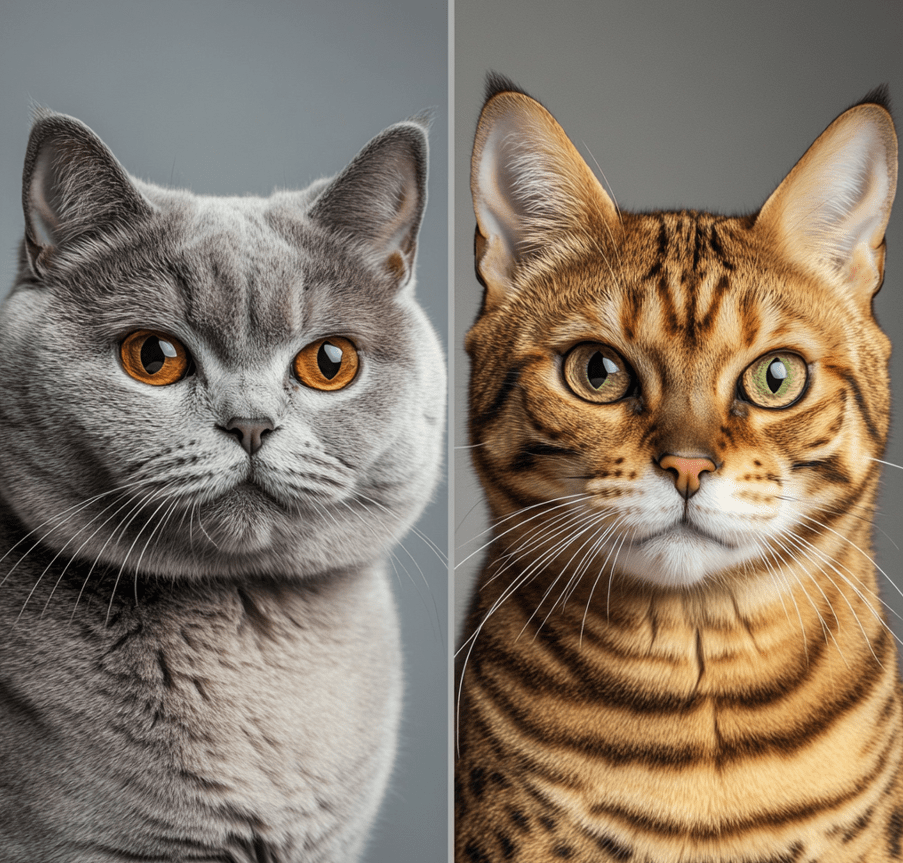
0,109,445,581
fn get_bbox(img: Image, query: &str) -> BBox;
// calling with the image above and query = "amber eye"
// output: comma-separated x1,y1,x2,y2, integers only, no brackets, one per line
740,351,808,408
120,330,191,386
563,343,633,403
293,336,359,391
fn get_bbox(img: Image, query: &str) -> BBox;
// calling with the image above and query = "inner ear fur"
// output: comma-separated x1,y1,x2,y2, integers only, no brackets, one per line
310,120,428,291
756,99,898,299
470,88,618,311
23,109,152,277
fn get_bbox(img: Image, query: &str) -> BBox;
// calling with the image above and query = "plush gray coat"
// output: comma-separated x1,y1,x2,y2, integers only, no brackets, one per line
0,110,444,862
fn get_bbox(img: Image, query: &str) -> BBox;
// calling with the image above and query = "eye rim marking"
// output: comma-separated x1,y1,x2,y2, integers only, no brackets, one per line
563,342,634,404
293,336,360,391
120,329,191,386
739,350,809,409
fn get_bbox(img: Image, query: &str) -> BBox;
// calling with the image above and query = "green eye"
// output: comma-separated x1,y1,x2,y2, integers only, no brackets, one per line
741,352,808,408
563,343,632,403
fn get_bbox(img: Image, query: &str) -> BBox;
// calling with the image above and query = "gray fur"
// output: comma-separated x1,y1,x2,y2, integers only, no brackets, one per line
0,110,445,861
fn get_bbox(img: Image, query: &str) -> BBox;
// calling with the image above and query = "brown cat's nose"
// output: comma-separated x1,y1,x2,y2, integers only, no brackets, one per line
658,454,717,499
223,417,275,456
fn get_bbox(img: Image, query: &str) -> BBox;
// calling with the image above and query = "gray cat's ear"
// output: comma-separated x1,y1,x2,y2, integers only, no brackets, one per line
756,90,897,302
310,120,428,291
471,77,619,312
22,109,153,277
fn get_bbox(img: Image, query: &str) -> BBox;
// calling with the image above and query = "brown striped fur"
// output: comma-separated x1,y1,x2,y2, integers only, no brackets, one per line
457,79,902,862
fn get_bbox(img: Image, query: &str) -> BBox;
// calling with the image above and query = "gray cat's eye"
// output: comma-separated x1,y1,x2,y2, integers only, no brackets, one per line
294,336,360,391
120,329,192,386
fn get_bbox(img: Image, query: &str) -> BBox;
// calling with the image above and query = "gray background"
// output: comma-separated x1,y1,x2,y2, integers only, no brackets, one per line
453,0,903,649
0,2,447,861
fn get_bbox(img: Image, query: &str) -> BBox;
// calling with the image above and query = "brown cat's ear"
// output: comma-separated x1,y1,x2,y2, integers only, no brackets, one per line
310,119,428,292
756,91,898,300
471,79,618,310
23,109,152,278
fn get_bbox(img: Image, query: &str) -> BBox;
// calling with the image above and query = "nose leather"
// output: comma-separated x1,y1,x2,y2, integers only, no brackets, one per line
658,454,717,499
224,417,275,456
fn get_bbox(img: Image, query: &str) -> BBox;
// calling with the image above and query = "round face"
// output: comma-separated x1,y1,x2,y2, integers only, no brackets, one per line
467,211,890,591
0,190,444,582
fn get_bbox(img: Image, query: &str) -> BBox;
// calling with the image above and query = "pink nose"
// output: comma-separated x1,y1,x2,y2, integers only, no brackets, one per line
658,455,717,498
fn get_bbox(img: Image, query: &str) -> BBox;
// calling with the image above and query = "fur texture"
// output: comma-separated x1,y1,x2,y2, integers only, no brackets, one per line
0,110,444,861
457,81,902,862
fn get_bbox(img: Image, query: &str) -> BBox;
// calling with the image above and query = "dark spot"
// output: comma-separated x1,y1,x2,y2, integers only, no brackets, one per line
465,843,490,863
469,766,487,798
554,846,574,858
510,810,529,832
539,815,556,832
888,808,903,856
597,834,633,860
497,833,515,859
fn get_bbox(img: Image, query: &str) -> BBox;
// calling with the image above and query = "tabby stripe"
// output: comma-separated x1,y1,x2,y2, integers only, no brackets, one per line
656,272,681,335
681,264,699,338
698,273,730,336
739,290,761,347
641,218,668,281
473,362,525,428
887,808,903,857
843,372,884,445
620,286,645,341
514,587,843,710
510,443,579,473
707,221,735,270
789,455,850,485
471,446,573,515
471,627,891,766
583,735,899,840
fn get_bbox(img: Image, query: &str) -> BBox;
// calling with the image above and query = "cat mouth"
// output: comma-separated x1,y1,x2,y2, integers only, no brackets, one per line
631,521,733,549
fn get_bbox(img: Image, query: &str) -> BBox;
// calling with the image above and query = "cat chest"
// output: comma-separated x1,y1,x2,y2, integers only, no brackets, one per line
465,627,901,862
5,573,402,851
104,586,399,821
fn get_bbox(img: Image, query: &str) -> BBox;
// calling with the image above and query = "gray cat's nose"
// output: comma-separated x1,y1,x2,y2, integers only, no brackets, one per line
222,417,275,456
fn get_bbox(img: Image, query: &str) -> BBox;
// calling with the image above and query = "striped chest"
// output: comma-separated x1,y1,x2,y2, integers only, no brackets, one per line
457,562,903,862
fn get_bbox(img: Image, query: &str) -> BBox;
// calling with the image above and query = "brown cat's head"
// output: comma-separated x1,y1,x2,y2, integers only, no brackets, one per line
467,78,897,590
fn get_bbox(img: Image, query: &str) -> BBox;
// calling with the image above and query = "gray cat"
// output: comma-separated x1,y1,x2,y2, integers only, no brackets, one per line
0,109,445,862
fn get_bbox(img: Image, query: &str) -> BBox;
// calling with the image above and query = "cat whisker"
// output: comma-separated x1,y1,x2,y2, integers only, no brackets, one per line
0,478,161,586
456,493,595,568
871,457,903,471
353,490,448,566
522,515,619,640
340,498,443,638
16,481,175,621
130,496,182,605
105,485,182,625
797,514,903,605
781,532,887,664
40,487,166,619
769,532,849,667
481,506,602,589
751,536,808,662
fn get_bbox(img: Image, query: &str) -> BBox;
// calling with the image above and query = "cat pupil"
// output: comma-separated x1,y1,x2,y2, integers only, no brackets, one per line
140,337,167,375
766,359,787,393
587,352,617,389
317,341,343,380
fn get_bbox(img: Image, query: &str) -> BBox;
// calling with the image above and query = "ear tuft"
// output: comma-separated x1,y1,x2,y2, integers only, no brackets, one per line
756,94,897,299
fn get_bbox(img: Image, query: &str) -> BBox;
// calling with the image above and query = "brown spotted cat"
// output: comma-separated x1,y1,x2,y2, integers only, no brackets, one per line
456,77,902,863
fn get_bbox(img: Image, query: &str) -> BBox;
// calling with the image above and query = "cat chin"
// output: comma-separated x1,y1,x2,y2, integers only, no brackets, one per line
617,528,747,588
